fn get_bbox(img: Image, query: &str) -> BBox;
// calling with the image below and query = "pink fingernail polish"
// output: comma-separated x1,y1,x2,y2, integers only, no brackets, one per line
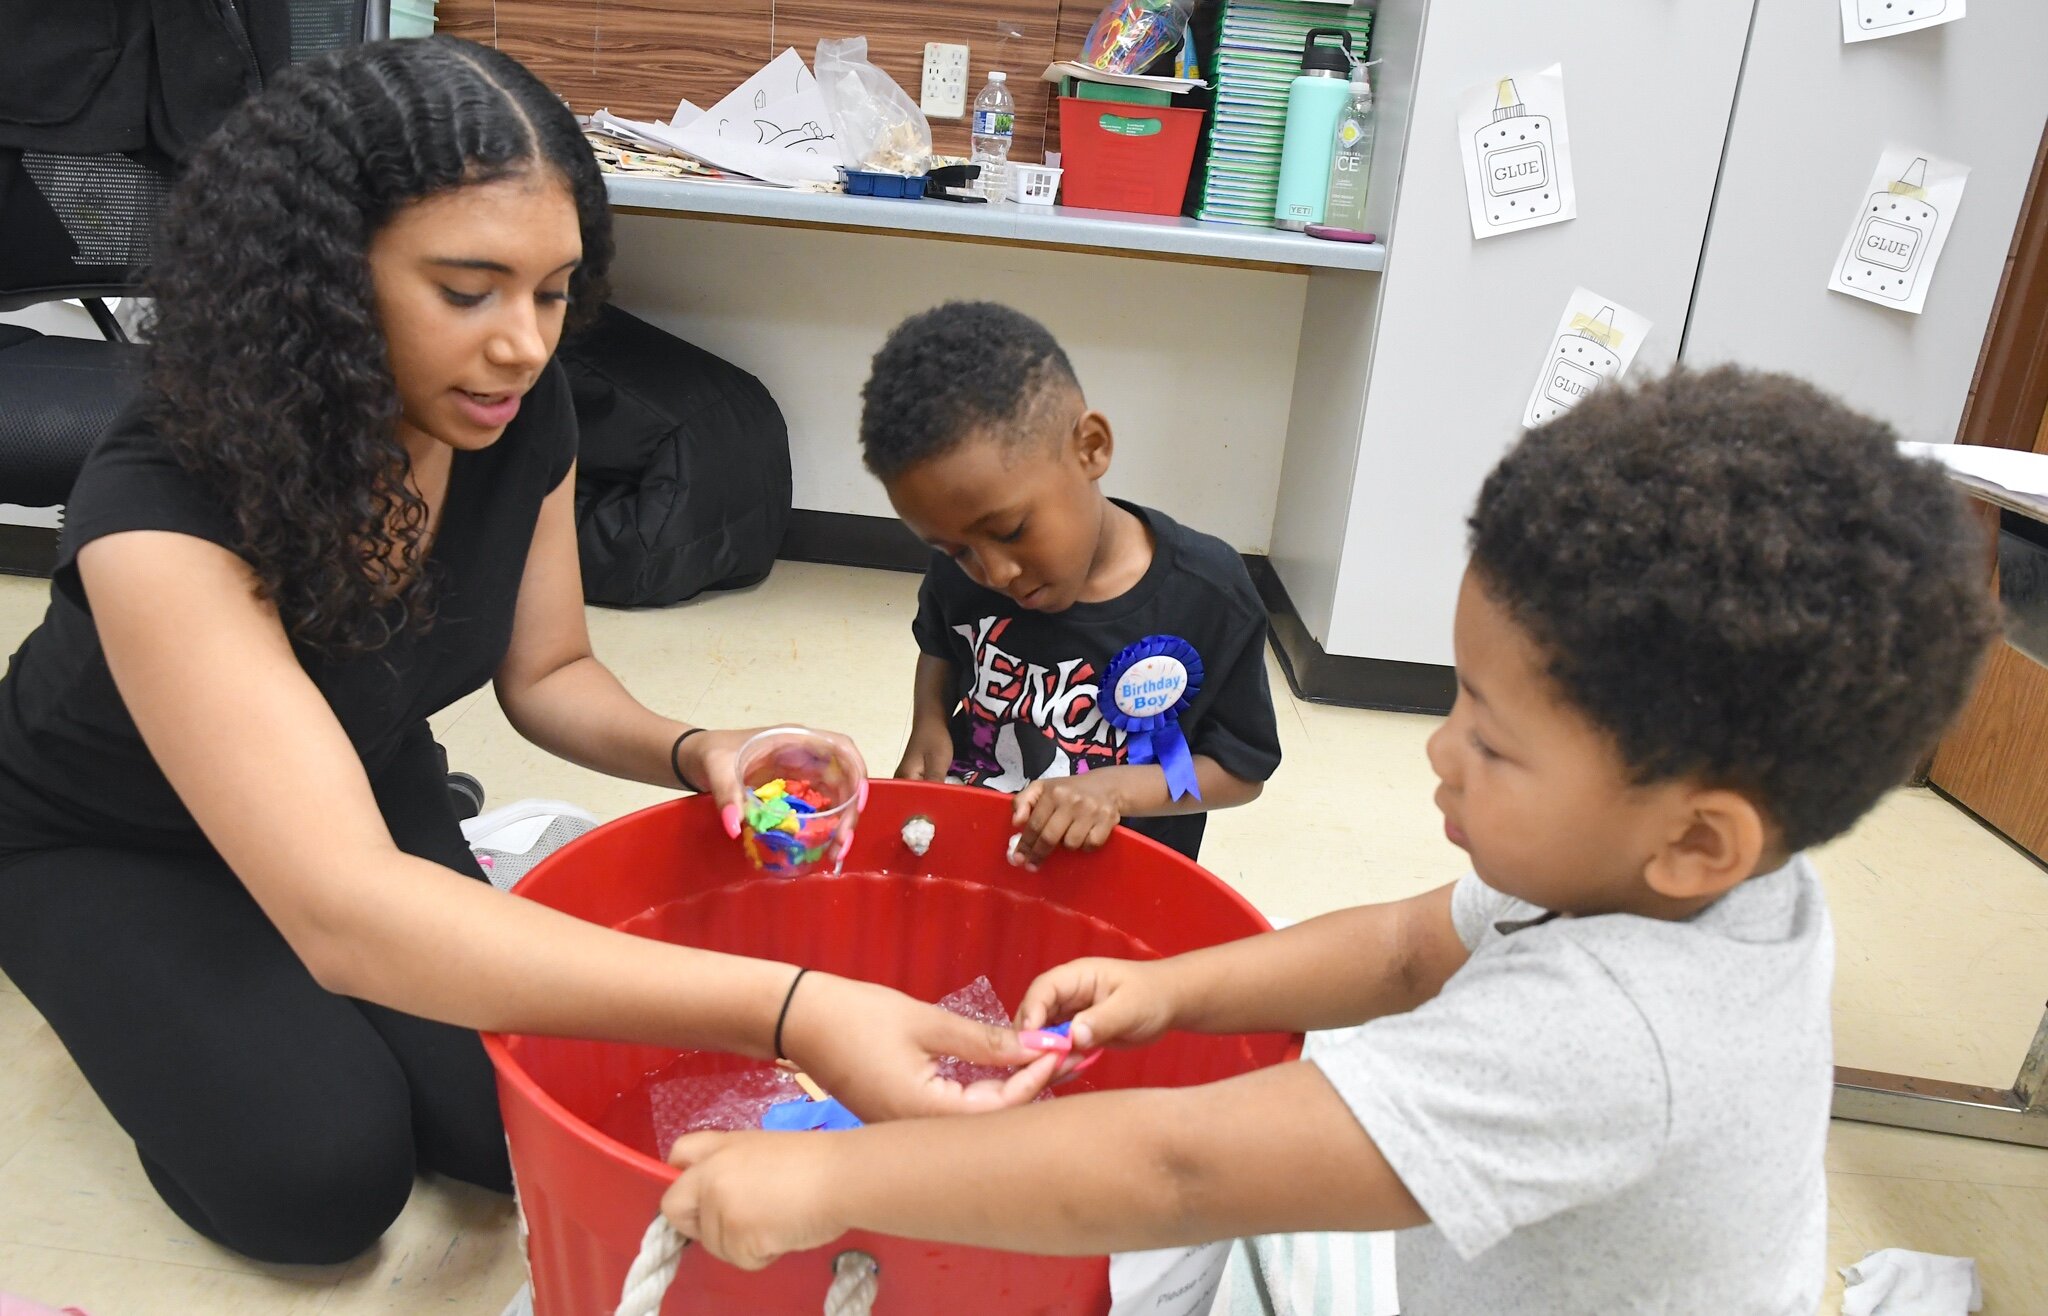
1069,1049,1104,1074
721,804,742,839
858,780,870,810
1020,1030,1074,1055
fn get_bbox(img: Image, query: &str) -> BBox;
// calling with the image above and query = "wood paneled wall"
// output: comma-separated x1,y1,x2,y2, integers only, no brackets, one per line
434,0,1075,160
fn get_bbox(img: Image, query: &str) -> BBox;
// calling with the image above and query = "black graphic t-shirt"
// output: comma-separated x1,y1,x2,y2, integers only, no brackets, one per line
912,501,1282,860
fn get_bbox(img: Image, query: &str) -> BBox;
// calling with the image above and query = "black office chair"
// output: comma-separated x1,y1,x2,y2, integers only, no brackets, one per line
0,0,388,520
0,4,483,819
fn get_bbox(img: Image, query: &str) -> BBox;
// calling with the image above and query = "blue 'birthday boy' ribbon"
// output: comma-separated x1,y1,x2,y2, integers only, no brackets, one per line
1102,635,1204,801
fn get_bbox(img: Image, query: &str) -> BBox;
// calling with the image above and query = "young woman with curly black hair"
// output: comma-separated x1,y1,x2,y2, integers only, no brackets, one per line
0,38,1057,1266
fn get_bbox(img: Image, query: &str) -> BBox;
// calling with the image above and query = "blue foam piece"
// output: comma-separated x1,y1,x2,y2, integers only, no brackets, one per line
1046,1021,1072,1038
761,1097,864,1132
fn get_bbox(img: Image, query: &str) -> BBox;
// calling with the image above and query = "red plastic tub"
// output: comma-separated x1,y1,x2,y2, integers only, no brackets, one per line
484,780,1294,1315
1057,97,1206,215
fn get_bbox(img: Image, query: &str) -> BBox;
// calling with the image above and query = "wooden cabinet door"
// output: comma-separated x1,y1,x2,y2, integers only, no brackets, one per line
1930,588,2048,858
1927,127,2048,863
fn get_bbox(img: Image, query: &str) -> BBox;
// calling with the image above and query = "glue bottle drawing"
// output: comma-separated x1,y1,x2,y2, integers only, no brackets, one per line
1527,306,1622,428
1473,78,1560,229
1855,0,1946,34
1272,28,1354,230
1839,157,1939,302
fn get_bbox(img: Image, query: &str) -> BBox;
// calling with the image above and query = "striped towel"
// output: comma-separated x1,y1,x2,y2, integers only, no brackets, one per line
1210,1230,1399,1316
1206,1018,1400,1316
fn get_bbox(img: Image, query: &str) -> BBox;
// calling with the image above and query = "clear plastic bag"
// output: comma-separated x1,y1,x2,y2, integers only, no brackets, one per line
646,975,1044,1153
815,38,933,175
651,1066,805,1154
933,976,1019,1089
1081,0,1194,77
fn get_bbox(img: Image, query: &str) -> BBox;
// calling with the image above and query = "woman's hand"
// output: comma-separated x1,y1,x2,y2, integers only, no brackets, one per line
664,1129,848,1271
1016,956,1179,1080
678,726,869,838
777,972,1065,1122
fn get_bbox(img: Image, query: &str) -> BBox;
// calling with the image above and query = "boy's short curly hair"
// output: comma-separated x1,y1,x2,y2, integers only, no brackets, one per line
1470,365,1997,852
860,302,1079,480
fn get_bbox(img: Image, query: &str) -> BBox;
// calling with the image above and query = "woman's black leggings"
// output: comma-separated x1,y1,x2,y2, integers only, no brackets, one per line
0,727,511,1265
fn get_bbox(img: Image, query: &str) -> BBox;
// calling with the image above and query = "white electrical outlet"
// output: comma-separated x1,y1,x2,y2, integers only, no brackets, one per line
921,43,970,119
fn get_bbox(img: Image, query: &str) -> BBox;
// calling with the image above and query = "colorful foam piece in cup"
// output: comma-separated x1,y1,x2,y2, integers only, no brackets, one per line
740,777,842,871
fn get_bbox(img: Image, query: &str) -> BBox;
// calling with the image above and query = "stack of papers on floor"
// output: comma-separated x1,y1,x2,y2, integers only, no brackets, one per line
1197,0,1372,227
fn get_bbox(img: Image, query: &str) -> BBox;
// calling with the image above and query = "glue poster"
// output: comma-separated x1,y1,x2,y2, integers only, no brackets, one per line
1828,148,1969,315
1841,0,1964,43
1457,64,1577,240
1523,288,1653,430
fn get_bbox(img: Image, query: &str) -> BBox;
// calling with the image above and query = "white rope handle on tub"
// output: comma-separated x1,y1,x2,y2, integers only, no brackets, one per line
825,1250,881,1316
614,1217,880,1316
616,1216,686,1316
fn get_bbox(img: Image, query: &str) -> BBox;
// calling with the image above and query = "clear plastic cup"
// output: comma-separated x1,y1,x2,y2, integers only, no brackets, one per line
733,727,865,877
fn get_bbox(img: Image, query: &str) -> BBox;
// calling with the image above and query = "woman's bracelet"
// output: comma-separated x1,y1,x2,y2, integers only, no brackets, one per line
773,967,811,1062
669,727,707,792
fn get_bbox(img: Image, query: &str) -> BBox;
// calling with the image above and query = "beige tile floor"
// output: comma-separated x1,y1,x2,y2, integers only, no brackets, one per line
2,561,2047,1312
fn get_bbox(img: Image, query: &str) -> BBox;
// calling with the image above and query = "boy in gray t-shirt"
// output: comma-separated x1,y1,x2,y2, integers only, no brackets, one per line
1313,855,1833,1312
653,368,1998,1313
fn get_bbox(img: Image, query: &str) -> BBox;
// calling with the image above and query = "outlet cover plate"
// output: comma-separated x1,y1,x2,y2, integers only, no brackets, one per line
922,42,969,119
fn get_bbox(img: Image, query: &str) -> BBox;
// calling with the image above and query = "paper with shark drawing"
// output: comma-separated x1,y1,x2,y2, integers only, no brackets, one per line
667,48,845,186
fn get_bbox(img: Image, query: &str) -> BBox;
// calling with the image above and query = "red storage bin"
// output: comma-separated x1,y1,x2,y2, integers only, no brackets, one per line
484,780,1296,1316
1057,97,1206,216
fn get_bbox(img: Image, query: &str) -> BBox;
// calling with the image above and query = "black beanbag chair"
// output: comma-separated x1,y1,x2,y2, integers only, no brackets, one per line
558,305,792,608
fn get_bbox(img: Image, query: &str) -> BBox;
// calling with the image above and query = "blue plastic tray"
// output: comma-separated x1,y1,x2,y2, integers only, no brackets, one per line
840,169,930,199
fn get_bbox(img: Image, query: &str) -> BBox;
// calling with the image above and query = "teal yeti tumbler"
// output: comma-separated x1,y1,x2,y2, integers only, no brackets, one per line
1273,27,1355,230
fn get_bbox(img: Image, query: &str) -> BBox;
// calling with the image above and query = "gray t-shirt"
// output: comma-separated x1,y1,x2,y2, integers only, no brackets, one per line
1311,857,1832,1315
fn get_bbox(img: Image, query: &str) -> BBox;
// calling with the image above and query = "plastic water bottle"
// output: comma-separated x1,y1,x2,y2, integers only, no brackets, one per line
971,71,1016,202
1317,61,1376,236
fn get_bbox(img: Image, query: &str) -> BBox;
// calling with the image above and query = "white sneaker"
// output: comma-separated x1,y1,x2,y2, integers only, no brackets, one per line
462,800,599,891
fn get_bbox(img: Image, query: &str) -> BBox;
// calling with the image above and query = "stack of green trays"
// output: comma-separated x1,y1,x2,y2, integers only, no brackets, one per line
1197,0,1371,228
1060,77,1176,108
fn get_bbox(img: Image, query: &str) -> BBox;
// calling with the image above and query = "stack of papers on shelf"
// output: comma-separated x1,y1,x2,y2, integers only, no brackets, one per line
584,49,846,188
1197,0,1371,228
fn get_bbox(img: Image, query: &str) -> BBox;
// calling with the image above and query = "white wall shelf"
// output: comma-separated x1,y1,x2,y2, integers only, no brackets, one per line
603,175,1386,273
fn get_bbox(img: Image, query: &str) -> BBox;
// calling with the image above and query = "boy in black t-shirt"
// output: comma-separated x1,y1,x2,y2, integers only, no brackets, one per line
859,302,1282,862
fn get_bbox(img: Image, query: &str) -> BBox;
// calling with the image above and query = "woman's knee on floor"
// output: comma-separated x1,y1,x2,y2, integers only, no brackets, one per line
149,1104,418,1265
419,1104,512,1195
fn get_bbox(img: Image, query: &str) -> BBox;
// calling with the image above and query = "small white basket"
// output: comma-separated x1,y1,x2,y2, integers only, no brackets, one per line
1010,163,1063,206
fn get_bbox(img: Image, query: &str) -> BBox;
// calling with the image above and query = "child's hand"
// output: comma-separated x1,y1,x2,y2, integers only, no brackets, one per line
1015,956,1178,1062
1010,774,1125,865
664,1129,847,1270
894,724,954,781
778,972,1064,1121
